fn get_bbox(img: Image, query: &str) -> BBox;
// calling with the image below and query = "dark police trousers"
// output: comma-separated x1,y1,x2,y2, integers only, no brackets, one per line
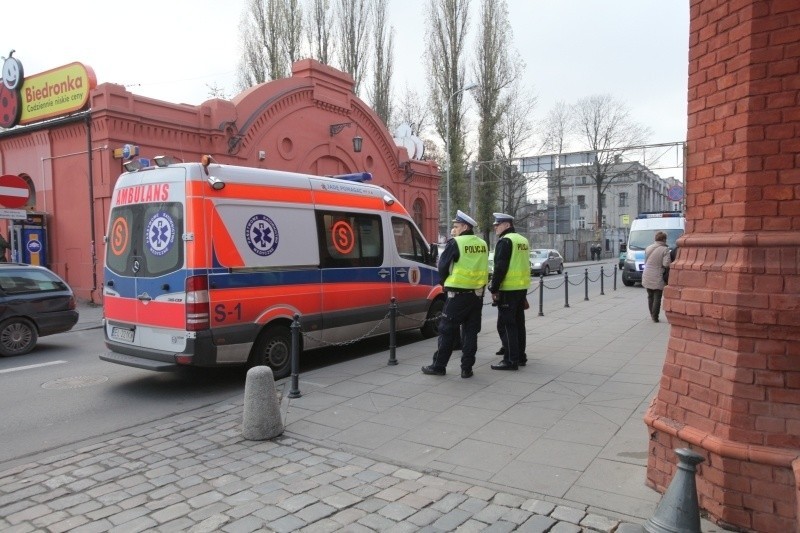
431,290,483,371
496,290,527,365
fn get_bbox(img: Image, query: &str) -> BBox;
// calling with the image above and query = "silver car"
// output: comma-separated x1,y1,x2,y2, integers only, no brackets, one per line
530,249,564,276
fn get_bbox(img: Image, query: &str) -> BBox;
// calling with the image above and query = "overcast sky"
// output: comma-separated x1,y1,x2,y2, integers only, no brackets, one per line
4,0,689,148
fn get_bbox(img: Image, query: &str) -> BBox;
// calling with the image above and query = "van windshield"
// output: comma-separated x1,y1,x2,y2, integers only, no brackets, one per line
627,229,683,250
106,203,184,277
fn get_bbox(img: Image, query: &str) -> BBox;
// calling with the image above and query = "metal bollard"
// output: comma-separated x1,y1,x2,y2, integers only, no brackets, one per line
538,275,544,316
644,448,705,533
387,297,398,366
564,271,570,308
614,264,617,290
288,314,302,398
600,265,605,295
584,268,589,301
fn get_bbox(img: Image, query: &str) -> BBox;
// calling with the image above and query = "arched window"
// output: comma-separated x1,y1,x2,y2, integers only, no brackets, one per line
412,199,424,232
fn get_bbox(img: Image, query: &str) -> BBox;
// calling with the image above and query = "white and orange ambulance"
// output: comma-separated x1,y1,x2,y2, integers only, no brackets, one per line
100,157,444,378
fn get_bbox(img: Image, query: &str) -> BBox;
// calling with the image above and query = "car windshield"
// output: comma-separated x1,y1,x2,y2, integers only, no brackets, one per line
530,250,548,259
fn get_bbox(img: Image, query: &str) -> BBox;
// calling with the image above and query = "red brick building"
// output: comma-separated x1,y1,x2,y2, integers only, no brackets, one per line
645,1,800,531
0,59,438,303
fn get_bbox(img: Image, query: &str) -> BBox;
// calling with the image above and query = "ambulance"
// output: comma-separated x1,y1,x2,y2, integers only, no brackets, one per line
621,211,684,286
100,157,444,378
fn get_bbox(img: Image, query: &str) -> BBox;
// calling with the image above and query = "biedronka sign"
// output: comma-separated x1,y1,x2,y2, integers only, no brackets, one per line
0,56,97,129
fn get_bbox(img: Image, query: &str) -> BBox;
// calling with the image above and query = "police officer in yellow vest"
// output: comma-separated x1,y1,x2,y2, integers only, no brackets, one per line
422,210,488,379
489,213,530,370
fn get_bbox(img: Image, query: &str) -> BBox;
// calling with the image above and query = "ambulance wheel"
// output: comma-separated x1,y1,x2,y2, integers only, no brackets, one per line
250,325,293,379
420,297,445,338
0,318,38,356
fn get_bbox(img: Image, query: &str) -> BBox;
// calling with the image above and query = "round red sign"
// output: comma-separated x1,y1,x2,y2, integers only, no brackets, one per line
0,174,30,208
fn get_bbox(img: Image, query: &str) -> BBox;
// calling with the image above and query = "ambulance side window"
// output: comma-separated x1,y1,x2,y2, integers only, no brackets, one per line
391,217,429,265
317,211,383,268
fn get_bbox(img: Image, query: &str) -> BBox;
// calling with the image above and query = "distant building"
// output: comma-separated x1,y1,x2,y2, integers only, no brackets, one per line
522,162,684,261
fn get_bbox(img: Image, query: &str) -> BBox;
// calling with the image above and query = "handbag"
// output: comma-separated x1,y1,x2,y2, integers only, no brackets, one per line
663,267,670,284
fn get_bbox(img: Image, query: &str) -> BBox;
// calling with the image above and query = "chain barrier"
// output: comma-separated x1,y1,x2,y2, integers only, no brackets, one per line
283,264,616,397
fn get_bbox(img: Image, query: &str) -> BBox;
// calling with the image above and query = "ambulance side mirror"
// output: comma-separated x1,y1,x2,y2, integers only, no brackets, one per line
429,243,439,266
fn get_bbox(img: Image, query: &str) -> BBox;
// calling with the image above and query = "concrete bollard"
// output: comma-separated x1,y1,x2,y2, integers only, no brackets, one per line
644,447,705,533
242,366,284,440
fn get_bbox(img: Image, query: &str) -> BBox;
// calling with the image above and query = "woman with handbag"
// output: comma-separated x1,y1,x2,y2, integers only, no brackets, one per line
642,231,672,322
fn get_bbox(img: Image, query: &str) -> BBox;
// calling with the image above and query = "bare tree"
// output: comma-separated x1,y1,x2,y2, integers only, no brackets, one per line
393,85,432,138
307,0,333,64
539,100,572,204
336,0,371,94
572,94,651,230
237,0,287,90
426,0,471,229
368,0,393,126
472,0,519,233
495,80,537,225
282,0,304,64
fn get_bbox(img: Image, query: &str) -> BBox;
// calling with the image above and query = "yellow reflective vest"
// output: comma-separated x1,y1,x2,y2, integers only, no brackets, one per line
499,233,531,291
445,235,489,289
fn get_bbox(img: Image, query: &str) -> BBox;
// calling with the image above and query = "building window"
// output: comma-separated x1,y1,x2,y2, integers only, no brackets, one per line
581,176,587,185
578,217,585,229
602,215,607,228
619,192,628,207
558,196,565,206
412,199,424,232
577,195,586,209
600,194,606,208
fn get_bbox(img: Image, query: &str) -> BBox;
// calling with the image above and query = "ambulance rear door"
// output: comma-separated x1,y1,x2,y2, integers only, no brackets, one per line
104,168,188,354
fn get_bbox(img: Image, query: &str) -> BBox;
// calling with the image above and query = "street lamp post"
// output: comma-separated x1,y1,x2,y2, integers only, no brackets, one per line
445,82,478,229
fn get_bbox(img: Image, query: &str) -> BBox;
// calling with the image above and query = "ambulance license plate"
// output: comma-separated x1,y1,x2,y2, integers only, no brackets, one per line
111,326,135,343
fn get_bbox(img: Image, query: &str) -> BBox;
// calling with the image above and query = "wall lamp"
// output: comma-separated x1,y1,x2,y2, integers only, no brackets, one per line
329,122,363,153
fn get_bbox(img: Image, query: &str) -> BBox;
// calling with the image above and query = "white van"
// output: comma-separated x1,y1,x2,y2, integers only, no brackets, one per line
621,212,684,286
100,157,445,378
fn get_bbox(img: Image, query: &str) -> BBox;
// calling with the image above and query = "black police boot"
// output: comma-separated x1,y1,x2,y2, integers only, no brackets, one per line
519,353,527,366
421,365,446,376
490,361,518,371
496,346,506,355
461,368,473,378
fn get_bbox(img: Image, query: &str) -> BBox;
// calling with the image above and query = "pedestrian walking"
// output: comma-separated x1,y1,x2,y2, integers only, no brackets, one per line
422,210,488,379
488,213,531,371
642,231,671,322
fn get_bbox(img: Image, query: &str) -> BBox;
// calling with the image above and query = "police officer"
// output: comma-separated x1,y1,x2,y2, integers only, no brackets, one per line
422,210,488,379
489,213,530,370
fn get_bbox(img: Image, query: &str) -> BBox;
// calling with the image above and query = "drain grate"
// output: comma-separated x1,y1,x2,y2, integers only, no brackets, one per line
42,375,109,390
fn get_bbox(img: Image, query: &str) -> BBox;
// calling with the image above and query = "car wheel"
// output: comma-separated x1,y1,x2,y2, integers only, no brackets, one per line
544,265,550,276
622,278,635,287
421,297,445,338
250,324,293,379
557,263,563,274
0,318,38,356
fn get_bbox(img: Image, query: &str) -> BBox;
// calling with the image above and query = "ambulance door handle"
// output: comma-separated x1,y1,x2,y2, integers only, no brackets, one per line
396,268,407,279
378,268,390,279
137,293,152,302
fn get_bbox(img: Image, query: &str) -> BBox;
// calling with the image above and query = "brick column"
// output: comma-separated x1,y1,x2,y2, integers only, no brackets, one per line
644,1,800,532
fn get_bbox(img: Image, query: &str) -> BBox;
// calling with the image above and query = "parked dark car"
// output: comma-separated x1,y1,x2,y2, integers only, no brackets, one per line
0,263,78,356
530,249,564,276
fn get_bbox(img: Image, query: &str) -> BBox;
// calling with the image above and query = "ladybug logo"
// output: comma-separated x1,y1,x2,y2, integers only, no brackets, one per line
0,51,23,129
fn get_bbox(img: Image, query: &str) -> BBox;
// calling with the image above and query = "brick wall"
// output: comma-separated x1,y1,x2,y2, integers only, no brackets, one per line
645,1,800,531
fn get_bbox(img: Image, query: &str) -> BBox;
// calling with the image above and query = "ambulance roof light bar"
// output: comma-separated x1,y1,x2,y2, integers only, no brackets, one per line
329,172,372,182
636,211,683,219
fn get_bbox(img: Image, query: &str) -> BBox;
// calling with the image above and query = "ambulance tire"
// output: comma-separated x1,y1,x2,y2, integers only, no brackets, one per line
420,297,445,339
250,324,293,380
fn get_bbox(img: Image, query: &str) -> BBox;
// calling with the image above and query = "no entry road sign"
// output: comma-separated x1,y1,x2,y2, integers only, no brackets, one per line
0,174,29,208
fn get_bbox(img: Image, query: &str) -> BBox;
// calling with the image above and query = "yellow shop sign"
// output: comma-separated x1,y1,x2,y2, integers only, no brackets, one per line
19,62,96,125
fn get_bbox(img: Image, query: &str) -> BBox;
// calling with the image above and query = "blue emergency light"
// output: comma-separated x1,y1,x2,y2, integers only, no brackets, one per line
330,172,372,182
